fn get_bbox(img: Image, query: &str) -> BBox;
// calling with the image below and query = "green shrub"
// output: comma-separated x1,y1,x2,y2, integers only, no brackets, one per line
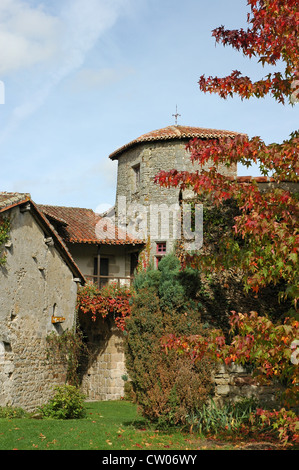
126,255,214,429
40,385,86,419
0,406,28,419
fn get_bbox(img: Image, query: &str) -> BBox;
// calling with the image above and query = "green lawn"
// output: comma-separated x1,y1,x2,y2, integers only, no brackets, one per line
0,400,239,451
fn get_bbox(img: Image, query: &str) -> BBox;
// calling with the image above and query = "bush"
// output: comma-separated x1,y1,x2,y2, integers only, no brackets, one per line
0,406,28,419
125,255,215,429
250,408,299,446
40,385,86,419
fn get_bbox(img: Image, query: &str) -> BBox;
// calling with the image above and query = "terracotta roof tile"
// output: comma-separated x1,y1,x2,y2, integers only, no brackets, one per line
236,176,275,183
109,125,246,160
39,204,144,245
0,192,85,282
0,192,31,212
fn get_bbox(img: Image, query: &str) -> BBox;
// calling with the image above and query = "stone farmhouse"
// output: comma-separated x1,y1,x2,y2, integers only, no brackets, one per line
37,204,144,289
1,124,285,409
0,193,84,410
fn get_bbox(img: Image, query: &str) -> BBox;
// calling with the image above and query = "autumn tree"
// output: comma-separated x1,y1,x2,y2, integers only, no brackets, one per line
155,0,299,413
156,0,299,308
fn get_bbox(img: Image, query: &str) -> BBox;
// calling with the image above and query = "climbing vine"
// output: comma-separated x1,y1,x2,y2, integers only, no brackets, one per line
77,282,133,331
135,236,151,273
0,216,10,265
46,327,87,386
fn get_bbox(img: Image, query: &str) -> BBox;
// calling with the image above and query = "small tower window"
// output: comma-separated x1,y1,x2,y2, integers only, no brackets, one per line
155,242,166,267
156,242,166,254
132,164,140,191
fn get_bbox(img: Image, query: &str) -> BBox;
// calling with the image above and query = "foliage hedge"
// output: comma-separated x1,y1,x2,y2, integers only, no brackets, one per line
39,385,86,420
124,254,215,429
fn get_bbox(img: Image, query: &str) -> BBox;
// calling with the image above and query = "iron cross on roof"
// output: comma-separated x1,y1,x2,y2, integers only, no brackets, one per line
172,105,181,125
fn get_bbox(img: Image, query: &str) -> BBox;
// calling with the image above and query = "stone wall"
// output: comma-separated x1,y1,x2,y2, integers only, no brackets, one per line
116,140,236,210
115,139,237,260
79,315,126,401
213,363,281,407
0,206,78,411
78,323,281,406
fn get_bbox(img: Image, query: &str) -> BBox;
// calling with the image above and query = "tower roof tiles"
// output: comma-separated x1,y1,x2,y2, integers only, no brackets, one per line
109,125,246,160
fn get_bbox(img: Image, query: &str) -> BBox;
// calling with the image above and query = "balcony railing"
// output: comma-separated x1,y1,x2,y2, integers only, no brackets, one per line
85,274,133,289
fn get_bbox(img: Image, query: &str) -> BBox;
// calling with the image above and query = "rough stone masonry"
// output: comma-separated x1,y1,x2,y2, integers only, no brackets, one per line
0,200,80,411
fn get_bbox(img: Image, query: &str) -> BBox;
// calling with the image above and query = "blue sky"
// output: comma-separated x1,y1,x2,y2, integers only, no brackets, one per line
0,0,297,212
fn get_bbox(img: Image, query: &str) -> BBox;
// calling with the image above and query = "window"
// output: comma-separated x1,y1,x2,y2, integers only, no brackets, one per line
155,242,166,267
94,257,109,276
132,164,140,191
156,242,166,254
130,252,139,276
94,257,109,287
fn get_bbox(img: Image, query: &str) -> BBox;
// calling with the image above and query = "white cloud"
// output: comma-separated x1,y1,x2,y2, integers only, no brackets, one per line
0,0,62,75
70,67,135,91
0,0,132,142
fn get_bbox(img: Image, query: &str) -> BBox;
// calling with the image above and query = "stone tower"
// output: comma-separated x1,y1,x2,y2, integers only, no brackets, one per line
109,125,241,264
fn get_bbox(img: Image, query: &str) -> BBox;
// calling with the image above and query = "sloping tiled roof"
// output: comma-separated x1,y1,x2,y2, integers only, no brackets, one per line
39,204,144,245
0,192,31,211
0,192,85,282
109,125,246,160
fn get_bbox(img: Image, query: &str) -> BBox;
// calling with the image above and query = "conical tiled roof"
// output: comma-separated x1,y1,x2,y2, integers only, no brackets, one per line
109,125,246,160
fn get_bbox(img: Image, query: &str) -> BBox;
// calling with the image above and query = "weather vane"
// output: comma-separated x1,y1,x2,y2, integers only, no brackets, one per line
172,105,181,125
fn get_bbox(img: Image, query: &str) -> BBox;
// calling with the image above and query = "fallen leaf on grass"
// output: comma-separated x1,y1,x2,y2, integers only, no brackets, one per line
46,440,57,447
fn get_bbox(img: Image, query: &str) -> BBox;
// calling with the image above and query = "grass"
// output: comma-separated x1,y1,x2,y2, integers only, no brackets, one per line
0,400,294,451
0,400,240,451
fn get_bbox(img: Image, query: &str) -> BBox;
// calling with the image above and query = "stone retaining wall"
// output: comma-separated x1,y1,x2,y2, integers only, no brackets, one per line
213,363,281,406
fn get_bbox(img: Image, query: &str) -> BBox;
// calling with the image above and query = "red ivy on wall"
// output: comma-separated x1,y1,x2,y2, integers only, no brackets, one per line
77,282,132,331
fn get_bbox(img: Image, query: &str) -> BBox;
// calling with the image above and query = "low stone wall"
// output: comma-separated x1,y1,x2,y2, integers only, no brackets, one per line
79,312,282,406
79,321,281,407
213,363,281,406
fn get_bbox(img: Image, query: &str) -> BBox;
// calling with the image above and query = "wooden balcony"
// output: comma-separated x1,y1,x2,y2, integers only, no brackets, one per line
85,274,133,289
